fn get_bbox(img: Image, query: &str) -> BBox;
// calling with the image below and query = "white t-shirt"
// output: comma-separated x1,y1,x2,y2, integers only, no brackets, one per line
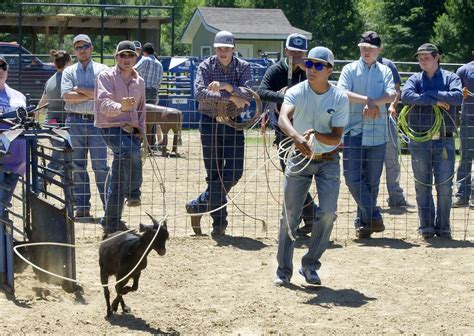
283,81,349,153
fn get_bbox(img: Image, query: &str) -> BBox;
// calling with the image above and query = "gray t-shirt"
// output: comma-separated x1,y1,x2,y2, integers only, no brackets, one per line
43,72,66,123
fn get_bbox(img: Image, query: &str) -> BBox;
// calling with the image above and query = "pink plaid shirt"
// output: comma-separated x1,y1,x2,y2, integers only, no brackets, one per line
94,65,146,134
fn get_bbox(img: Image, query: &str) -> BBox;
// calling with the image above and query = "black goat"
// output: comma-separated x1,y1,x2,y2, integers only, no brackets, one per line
99,213,169,317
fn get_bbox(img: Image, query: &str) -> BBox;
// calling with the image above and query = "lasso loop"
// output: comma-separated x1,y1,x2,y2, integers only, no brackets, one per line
215,87,263,130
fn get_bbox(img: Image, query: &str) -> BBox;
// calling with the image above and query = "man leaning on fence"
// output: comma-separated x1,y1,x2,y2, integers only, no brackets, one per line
401,43,462,240
452,50,474,209
185,31,252,237
61,34,109,219
257,33,321,236
94,40,146,234
274,47,349,286
337,31,396,239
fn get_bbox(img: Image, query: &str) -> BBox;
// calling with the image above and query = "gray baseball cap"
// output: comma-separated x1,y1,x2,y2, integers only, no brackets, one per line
214,31,235,48
73,34,92,45
305,46,335,67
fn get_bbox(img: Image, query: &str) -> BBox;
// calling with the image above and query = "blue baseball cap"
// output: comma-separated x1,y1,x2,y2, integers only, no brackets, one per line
305,46,334,67
286,33,308,52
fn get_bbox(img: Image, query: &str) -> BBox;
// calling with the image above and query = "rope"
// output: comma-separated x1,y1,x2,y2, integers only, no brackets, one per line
398,105,445,142
13,215,167,288
215,87,263,130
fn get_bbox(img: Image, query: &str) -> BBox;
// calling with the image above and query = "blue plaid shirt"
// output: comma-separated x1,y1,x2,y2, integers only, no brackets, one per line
134,55,163,90
195,55,252,118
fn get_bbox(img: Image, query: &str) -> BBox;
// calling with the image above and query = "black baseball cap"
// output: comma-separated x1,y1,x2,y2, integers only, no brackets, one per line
358,31,381,48
116,41,137,55
142,42,155,54
0,56,8,70
414,43,440,57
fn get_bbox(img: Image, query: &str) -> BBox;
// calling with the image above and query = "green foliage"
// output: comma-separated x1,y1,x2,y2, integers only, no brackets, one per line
432,0,474,63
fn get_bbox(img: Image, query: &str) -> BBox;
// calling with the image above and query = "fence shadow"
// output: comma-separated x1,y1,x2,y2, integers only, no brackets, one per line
303,286,377,308
107,313,179,335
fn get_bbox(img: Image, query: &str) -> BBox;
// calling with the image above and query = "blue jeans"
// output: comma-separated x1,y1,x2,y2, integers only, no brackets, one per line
0,172,19,278
343,134,385,226
65,114,109,212
409,138,455,235
385,121,405,204
100,128,142,229
455,117,474,201
188,114,244,229
276,154,339,278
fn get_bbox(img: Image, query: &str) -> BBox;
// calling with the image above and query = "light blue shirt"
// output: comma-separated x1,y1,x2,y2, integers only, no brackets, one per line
284,81,349,153
61,60,109,115
337,58,396,146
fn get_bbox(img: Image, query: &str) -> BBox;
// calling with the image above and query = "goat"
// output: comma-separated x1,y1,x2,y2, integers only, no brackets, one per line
99,213,169,317
146,104,183,157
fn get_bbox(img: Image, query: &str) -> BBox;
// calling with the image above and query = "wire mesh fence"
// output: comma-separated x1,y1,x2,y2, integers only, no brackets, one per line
6,97,473,243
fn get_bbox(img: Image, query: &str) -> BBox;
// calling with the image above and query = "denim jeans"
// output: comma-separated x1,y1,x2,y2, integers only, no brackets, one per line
188,114,244,229
409,138,455,235
65,114,109,212
385,121,406,204
276,154,339,278
0,172,19,277
278,136,320,225
343,134,385,226
100,128,142,229
454,117,474,201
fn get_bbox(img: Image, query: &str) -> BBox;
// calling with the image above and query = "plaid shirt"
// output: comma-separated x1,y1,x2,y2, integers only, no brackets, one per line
134,55,163,90
195,55,252,118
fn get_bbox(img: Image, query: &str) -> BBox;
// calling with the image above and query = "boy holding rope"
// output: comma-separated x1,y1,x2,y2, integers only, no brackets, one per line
274,47,348,286
401,43,462,240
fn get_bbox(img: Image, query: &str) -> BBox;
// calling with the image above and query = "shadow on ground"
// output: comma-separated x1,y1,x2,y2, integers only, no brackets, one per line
107,313,179,335
211,235,269,251
303,287,377,308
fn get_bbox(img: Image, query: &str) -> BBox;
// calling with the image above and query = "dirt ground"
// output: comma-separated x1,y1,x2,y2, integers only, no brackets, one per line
1,130,473,334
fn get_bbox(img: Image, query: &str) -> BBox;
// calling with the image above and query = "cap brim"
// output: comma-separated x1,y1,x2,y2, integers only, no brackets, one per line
413,50,434,58
214,43,234,48
117,50,137,55
286,46,307,52
357,42,379,49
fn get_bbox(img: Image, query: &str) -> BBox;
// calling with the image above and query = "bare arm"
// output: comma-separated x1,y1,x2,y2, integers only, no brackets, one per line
63,90,91,104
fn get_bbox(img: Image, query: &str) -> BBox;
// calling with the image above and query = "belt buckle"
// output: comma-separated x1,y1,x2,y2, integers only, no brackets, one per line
82,114,89,120
310,153,323,161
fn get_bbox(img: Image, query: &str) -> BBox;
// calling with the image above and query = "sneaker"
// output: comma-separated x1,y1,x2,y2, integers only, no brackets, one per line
102,220,129,235
273,275,290,286
470,199,474,208
299,267,321,285
127,198,141,207
185,201,202,235
452,198,469,208
388,199,414,208
75,209,91,218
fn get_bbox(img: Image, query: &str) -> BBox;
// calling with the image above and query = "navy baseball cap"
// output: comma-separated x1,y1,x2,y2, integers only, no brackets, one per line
305,46,334,67
286,33,308,52
358,31,381,48
116,41,137,55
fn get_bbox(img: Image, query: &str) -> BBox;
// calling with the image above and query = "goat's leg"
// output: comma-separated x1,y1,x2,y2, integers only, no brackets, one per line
161,133,169,157
111,279,127,313
100,271,112,317
172,131,178,154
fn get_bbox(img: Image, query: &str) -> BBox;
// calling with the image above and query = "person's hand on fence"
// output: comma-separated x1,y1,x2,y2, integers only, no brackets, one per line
436,100,450,111
208,81,234,93
121,97,136,112
363,98,380,119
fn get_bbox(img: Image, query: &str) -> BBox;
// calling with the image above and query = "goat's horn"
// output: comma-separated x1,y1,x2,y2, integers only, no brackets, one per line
145,212,160,227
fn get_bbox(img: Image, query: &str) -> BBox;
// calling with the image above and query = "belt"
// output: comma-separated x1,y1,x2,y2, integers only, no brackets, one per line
308,147,341,161
68,113,94,121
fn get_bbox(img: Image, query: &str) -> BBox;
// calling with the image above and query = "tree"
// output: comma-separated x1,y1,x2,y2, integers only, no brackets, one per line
432,0,474,63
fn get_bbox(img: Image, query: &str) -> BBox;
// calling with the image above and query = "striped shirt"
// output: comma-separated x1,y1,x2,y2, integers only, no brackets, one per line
195,55,253,118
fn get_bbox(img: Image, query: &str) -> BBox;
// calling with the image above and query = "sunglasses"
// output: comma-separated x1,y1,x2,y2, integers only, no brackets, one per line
74,44,91,51
304,60,326,71
119,52,136,59
0,62,7,71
